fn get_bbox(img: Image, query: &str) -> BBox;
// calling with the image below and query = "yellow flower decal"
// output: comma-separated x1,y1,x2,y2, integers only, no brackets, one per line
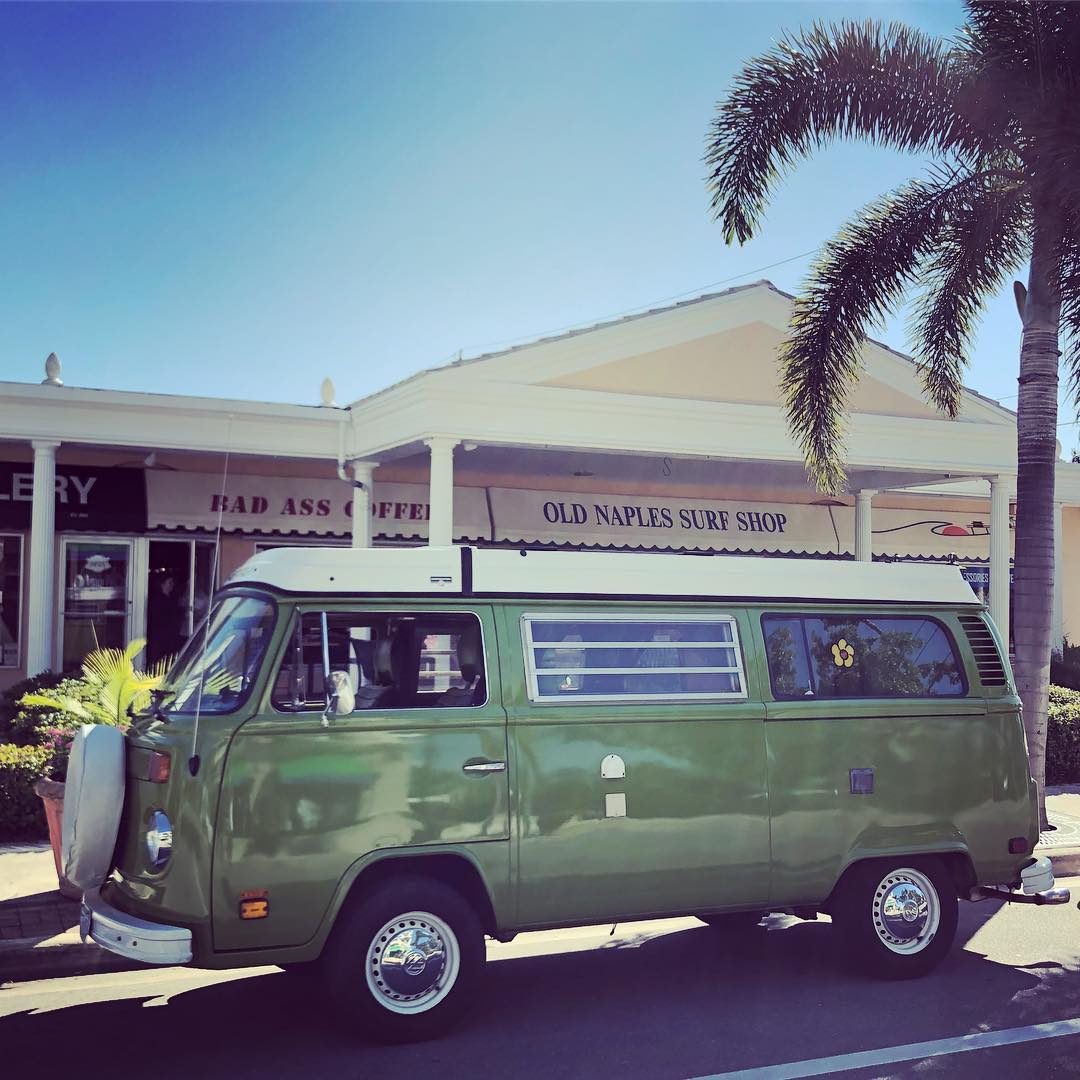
831,639,855,668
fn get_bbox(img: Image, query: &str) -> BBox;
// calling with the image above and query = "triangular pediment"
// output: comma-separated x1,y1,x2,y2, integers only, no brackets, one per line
541,321,948,421
379,282,1014,427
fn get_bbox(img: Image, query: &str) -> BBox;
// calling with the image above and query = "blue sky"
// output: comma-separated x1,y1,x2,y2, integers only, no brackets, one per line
0,2,1074,449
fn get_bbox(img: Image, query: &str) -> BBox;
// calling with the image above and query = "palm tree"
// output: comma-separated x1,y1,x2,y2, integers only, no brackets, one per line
706,1,1080,826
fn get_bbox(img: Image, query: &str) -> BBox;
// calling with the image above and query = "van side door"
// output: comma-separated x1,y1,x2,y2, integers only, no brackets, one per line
503,604,770,928
212,603,510,952
759,608,995,908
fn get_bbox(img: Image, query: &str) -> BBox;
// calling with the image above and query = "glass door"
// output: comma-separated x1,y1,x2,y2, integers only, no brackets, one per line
60,538,133,671
146,538,217,667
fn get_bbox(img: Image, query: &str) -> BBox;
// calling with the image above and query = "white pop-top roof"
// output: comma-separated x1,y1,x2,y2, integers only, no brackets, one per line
228,545,981,606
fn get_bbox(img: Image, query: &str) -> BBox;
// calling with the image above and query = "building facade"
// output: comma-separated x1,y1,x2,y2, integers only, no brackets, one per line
1,280,1078,689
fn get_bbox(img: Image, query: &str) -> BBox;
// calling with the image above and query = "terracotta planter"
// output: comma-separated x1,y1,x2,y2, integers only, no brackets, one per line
34,778,82,899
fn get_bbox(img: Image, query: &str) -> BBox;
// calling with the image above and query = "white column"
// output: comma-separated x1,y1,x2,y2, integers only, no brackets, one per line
1053,500,1064,652
424,437,459,547
349,461,378,548
26,440,60,674
854,489,876,563
989,475,1012,645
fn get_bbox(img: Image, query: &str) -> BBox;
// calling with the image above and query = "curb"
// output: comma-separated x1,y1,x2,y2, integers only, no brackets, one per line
0,930,144,984
1039,845,1080,878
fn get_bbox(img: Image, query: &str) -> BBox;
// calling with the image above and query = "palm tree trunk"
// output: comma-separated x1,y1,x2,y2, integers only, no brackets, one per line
1012,211,1061,832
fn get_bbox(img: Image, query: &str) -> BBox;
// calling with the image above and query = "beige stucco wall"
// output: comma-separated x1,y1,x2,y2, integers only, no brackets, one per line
1062,507,1080,645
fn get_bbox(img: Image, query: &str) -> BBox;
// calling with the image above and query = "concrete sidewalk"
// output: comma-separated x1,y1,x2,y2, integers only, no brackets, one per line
4,789,1080,985
0,842,137,983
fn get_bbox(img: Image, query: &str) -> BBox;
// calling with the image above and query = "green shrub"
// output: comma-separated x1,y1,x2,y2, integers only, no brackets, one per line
0,671,73,743
0,743,50,841
1051,640,1080,693
1046,685,1080,785
7,677,98,748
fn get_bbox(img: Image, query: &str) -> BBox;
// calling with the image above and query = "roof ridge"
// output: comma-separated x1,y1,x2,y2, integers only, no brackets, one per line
353,280,782,406
349,279,1014,420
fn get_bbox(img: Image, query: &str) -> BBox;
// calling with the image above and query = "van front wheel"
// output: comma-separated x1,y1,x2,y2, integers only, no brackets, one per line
832,858,958,980
323,876,484,1043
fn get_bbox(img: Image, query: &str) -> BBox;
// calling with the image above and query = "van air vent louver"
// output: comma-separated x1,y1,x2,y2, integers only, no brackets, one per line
957,614,1008,687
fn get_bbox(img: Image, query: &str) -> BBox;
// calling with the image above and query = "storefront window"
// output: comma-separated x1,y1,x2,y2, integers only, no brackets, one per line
146,539,217,667
61,539,131,671
0,535,22,668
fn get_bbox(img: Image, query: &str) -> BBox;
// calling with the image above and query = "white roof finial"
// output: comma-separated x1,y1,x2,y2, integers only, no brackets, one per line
320,377,338,407
42,352,63,387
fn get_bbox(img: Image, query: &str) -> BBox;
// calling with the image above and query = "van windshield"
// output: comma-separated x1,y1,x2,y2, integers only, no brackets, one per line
160,595,276,715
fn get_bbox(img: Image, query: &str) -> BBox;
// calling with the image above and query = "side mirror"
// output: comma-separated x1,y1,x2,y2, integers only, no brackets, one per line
321,671,355,726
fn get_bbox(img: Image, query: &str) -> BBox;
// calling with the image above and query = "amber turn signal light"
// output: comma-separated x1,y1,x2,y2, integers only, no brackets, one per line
239,898,270,920
148,752,171,783
1008,837,1028,854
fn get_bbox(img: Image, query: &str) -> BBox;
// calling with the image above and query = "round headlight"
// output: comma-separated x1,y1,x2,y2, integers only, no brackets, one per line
146,809,173,870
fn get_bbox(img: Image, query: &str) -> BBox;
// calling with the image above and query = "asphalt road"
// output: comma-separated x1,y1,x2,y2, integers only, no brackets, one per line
3,884,1080,1080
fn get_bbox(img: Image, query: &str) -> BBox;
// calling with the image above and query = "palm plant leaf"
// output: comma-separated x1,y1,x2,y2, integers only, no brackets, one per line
707,20,992,244
910,180,1030,415
80,637,165,722
20,693,101,725
780,176,977,493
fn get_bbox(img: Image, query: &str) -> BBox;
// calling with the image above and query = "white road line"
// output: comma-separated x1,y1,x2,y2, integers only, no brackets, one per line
687,1017,1080,1080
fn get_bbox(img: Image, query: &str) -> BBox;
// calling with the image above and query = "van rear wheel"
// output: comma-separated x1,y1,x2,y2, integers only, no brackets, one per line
832,858,958,980
323,876,484,1043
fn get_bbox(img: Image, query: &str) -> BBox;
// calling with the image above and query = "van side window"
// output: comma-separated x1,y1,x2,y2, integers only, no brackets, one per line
522,614,747,703
272,611,486,712
762,615,965,699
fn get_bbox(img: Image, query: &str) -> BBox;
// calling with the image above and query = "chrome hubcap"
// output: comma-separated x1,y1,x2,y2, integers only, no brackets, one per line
872,868,940,955
365,911,460,1014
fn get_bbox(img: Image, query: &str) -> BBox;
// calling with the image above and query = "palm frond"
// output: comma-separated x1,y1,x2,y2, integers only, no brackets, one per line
1028,105,1080,224
20,693,101,725
963,2,1080,93
1060,225,1080,408
80,637,164,723
781,177,973,494
910,180,1030,415
123,637,148,664
707,20,987,244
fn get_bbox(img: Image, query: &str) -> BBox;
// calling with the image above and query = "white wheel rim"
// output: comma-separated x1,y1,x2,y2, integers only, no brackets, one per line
365,910,460,1015
871,867,940,955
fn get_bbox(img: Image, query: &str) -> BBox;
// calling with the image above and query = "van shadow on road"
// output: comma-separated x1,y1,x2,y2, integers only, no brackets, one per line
6,905,1076,1080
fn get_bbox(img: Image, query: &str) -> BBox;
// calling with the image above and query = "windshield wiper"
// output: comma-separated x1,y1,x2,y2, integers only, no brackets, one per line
138,687,177,726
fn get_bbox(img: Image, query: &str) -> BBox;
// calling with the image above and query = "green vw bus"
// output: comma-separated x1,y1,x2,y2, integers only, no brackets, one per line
69,545,1067,1042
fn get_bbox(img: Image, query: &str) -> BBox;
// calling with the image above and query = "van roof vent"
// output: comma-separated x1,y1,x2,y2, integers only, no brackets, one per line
957,614,1008,687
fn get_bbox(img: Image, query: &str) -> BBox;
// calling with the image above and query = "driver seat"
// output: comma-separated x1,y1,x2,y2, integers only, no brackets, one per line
353,632,404,710
435,626,486,707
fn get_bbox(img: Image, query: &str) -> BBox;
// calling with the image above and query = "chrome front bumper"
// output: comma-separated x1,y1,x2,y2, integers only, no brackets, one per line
81,887,193,965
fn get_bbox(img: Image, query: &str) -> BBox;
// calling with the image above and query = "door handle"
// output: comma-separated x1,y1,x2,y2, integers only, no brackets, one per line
463,760,506,774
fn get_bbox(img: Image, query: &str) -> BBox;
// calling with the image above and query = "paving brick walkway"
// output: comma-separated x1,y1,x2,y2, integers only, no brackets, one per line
0,841,80,945
0,892,79,942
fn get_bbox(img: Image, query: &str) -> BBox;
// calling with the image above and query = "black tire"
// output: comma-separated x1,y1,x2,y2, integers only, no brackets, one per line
831,857,958,980
697,911,765,931
322,875,484,1043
